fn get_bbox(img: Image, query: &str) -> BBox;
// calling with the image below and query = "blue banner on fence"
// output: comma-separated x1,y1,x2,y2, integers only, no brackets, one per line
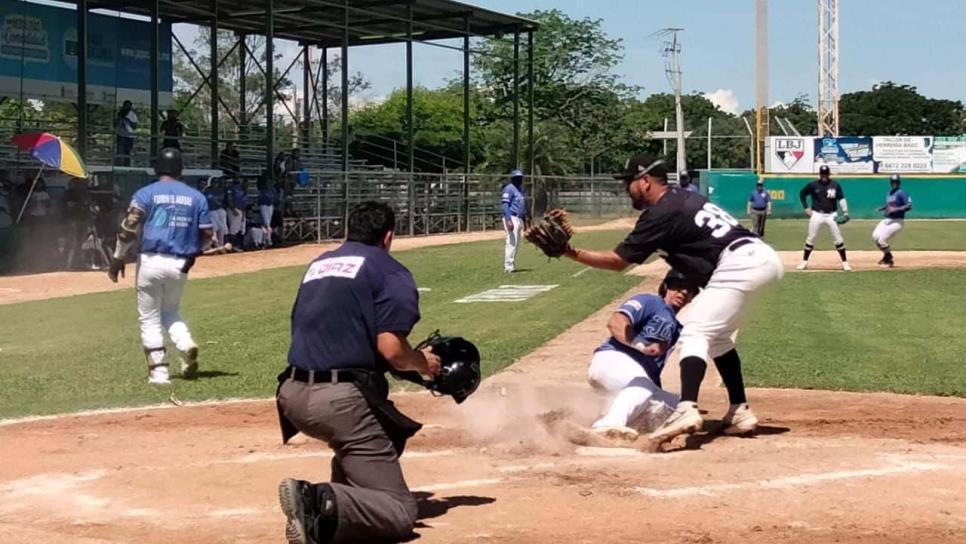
0,0,172,104
813,137,875,173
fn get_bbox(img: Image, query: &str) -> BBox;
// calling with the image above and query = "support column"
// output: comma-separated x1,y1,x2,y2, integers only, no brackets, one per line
406,2,414,172
76,0,88,159
150,0,160,162
265,0,274,175
341,1,349,172
321,47,329,144
462,17,470,173
210,1,219,168
302,44,311,149
511,30,520,169
238,33,247,143
527,30,534,177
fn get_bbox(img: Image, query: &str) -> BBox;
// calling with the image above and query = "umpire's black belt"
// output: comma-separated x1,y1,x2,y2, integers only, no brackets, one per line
726,238,757,252
285,366,371,384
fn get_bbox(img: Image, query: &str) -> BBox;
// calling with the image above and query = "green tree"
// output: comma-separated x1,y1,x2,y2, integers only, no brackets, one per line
769,93,818,136
840,82,966,135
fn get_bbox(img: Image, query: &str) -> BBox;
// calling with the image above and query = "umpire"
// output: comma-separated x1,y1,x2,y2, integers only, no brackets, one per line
746,178,771,237
276,201,441,544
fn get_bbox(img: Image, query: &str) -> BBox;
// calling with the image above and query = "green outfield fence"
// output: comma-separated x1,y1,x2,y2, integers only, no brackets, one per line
703,170,966,219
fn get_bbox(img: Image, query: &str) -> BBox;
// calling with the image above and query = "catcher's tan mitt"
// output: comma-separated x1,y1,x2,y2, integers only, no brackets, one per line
524,209,574,258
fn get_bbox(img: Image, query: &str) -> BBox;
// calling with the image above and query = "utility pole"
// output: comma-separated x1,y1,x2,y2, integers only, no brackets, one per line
755,0,769,174
817,0,840,136
660,28,686,173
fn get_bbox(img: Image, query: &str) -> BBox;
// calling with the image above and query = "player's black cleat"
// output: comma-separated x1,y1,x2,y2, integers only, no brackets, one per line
279,479,338,544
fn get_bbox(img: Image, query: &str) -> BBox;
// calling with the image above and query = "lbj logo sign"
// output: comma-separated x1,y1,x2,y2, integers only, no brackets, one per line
774,138,805,170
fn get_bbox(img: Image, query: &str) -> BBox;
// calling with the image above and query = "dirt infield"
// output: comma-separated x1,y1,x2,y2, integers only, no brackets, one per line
3,274,966,543
0,219,637,306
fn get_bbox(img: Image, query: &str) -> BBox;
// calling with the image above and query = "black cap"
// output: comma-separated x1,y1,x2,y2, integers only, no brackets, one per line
890,174,901,183
819,164,831,175
614,155,668,182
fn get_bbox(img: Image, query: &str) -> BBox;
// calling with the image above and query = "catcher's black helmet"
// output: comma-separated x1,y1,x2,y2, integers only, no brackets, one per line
155,147,184,179
417,332,481,404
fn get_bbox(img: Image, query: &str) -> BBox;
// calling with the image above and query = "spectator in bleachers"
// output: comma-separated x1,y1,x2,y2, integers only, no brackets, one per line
273,151,287,180
285,148,303,175
256,174,276,247
24,175,50,225
114,100,138,166
244,204,268,250
226,178,248,251
220,141,241,180
204,178,229,248
161,109,184,150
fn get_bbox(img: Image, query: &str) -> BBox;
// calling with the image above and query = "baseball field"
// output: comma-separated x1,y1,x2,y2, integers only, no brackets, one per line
3,218,966,543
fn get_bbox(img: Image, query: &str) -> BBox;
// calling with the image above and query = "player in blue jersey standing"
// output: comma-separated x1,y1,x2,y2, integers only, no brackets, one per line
108,148,213,384
501,168,526,273
587,269,697,441
872,174,912,268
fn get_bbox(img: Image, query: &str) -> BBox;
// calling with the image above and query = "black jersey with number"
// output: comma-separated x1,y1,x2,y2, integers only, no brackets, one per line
615,187,756,286
799,180,844,213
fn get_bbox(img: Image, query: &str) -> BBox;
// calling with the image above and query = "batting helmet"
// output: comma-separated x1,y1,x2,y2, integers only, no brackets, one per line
658,269,698,298
414,331,481,404
155,147,184,179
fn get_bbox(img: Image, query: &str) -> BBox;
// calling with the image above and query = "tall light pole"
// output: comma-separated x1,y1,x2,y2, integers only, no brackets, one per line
659,28,686,173
818,0,840,136
755,0,769,174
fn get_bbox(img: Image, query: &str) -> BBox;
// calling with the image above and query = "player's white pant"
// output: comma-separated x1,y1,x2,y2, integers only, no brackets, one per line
136,254,197,353
806,211,844,246
678,240,783,363
227,208,246,235
587,350,679,431
872,218,903,249
210,208,228,246
504,216,523,272
246,225,266,247
259,204,274,246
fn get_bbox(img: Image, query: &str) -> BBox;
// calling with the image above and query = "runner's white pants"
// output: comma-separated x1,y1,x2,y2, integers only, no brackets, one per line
210,209,228,246
504,216,523,271
587,350,679,430
227,208,246,235
806,211,844,246
136,254,196,353
872,218,903,248
678,240,783,363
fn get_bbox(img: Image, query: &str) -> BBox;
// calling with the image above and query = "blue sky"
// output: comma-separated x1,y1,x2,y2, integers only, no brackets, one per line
168,0,966,113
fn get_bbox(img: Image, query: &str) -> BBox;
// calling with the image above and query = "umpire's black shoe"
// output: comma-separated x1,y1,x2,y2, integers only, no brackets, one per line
279,479,338,544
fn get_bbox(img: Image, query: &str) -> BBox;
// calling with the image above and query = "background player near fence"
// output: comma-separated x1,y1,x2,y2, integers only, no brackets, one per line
107,148,211,384
747,178,771,237
872,174,912,268
797,164,851,271
501,168,526,273
204,178,228,249
555,154,783,444
587,269,697,442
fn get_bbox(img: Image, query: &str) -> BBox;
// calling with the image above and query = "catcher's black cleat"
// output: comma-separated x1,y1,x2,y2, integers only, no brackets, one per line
279,479,337,544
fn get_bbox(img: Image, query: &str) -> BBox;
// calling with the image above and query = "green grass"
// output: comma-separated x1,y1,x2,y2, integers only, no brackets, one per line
740,269,966,397
0,230,639,418
746,219,966,251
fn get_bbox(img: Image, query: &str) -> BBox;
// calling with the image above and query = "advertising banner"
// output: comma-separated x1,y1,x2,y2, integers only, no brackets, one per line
813,137,875,173
932,136,966,173
0,0,172,105
765,137,815,174
872,136,933,173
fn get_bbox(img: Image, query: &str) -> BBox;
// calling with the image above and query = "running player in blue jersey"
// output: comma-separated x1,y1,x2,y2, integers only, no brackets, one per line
872,174,912,268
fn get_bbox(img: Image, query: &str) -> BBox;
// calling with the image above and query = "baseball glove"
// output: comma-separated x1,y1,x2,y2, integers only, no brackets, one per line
524,208,575,258
836,213,851,225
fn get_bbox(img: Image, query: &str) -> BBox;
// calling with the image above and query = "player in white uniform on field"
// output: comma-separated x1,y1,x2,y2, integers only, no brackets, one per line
588,270,696,441
108,148,212,384
872,174,912,268
797,164,851,271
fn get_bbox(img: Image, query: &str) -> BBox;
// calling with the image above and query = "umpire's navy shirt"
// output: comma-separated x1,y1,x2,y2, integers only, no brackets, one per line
288,241,420,371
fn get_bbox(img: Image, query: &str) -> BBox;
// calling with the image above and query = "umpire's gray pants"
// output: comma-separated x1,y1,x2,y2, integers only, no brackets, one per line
749,209,767,237
278,380,418,543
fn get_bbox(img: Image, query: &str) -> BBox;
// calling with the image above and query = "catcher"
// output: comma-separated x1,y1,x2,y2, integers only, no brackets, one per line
275,201,480,544
796,165,852,271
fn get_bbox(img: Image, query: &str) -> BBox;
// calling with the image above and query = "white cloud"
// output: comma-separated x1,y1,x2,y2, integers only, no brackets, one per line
703,89,740,115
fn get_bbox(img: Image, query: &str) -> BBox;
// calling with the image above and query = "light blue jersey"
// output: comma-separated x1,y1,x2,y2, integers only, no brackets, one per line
501,183,526,220
885,189,911,219
595,294,681,387
131,180,212,258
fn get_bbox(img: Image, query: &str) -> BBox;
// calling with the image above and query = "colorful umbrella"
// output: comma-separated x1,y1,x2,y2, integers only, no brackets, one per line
12,132,89,223
12,132,88,178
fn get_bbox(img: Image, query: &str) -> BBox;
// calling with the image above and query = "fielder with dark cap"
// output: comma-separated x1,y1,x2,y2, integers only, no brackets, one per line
107,148,212,384
872,174,912,268
797,164,851,271
553,154,783,444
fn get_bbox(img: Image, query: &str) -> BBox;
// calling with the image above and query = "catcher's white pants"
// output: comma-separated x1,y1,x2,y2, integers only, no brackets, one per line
504,216,523,272
872,218,904,248
587,350,679,430
259,204,274,246
806,211,844,246
678,239,783,362
136,254,196,353
210,209,228,246
227,208,246,235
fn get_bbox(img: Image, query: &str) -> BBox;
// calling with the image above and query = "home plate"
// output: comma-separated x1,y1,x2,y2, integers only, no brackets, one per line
575,446,645,457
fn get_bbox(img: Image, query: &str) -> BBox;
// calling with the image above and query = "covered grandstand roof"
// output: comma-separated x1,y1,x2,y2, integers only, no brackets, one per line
83,0,538,47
